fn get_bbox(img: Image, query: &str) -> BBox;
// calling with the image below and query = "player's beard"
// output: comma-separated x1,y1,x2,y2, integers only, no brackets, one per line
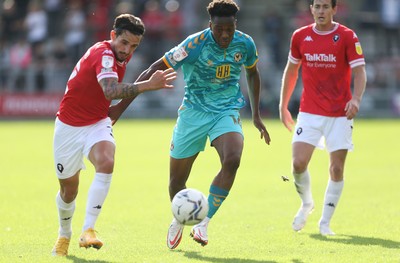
117,52,128,62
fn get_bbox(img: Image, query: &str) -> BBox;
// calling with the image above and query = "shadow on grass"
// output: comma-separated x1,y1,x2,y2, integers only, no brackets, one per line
178,251,277,263
66,255,111,263
309,234,400,249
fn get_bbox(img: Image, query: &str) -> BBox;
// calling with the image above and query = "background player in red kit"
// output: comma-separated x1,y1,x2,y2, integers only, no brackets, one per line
51,14,176,256
279,0,366,236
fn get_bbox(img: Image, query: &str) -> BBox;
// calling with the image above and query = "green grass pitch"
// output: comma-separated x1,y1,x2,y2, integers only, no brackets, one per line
0,119,399,263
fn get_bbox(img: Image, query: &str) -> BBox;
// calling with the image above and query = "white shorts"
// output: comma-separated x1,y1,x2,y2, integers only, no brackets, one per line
292,112,354,153
53,117,115,179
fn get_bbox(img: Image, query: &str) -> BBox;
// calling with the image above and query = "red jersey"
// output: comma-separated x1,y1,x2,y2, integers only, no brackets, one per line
289,23,365,117
57,41,131,126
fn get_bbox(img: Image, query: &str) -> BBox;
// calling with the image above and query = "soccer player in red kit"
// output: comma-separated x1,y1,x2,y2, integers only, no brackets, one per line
279,0,366,236
51,14,177,256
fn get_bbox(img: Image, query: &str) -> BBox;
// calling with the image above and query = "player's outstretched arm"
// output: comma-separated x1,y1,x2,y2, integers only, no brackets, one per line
135,68,177,93
108,58,173,125
101,68,176,100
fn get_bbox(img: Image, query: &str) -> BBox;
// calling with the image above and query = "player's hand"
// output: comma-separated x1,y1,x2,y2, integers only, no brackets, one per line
345,98,360,120
148,68,177,91
279,108,295,132
253,116,271,145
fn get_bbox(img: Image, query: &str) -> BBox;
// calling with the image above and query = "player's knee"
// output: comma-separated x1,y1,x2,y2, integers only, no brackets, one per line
95,156,115,174
222,153,241,172
329,165,344,180
292,158,307,174
60,187,78,203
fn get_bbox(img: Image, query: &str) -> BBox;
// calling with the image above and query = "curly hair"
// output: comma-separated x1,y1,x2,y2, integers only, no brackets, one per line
113,14,145,36
207,0,240,18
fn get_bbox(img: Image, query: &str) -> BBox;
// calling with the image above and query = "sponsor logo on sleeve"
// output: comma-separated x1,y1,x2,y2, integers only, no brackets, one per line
102,55,114,68
172,47,188,62
355,42,363,55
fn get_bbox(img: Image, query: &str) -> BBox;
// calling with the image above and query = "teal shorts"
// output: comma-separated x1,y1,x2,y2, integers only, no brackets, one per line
170,108,243,159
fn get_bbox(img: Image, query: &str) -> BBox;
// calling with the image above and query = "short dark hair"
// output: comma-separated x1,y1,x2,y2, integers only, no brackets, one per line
207,0,240,18
113,14,145,36
310,0,337,8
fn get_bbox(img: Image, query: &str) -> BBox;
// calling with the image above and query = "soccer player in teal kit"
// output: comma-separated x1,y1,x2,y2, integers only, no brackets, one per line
108,0,271,249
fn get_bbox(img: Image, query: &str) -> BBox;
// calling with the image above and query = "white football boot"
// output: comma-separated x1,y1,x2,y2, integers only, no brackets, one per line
190,218,209,246
167,218,184,249
292,202,314,231
319,221,335,236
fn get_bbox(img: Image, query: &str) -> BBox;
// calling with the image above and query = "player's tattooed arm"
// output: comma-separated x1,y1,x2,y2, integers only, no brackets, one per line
100,78,140,100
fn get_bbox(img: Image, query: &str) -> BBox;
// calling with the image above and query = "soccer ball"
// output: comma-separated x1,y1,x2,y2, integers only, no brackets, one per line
171,188,209,225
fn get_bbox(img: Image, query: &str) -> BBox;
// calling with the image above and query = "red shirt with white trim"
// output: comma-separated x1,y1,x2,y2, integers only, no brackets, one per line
57,41,131,126
289,23,365,117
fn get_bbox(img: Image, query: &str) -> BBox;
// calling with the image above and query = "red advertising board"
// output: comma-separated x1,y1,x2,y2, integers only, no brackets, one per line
0,93,63,117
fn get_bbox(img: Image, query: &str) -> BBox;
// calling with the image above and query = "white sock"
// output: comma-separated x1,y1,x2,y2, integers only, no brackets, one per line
82,173,112,231
56,191,75,238
293,170,313,205
320,179,344,226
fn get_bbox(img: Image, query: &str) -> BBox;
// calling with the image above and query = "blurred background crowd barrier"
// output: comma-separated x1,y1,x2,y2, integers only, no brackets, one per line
0,0,399,119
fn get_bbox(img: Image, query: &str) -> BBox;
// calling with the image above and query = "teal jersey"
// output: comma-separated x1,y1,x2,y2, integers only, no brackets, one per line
163,28,259,113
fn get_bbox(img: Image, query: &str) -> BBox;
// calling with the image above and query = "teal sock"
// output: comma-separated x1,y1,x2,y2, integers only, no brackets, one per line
207,185,229,219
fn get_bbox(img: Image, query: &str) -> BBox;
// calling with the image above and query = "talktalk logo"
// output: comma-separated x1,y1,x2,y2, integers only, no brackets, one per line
305,53,336,62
